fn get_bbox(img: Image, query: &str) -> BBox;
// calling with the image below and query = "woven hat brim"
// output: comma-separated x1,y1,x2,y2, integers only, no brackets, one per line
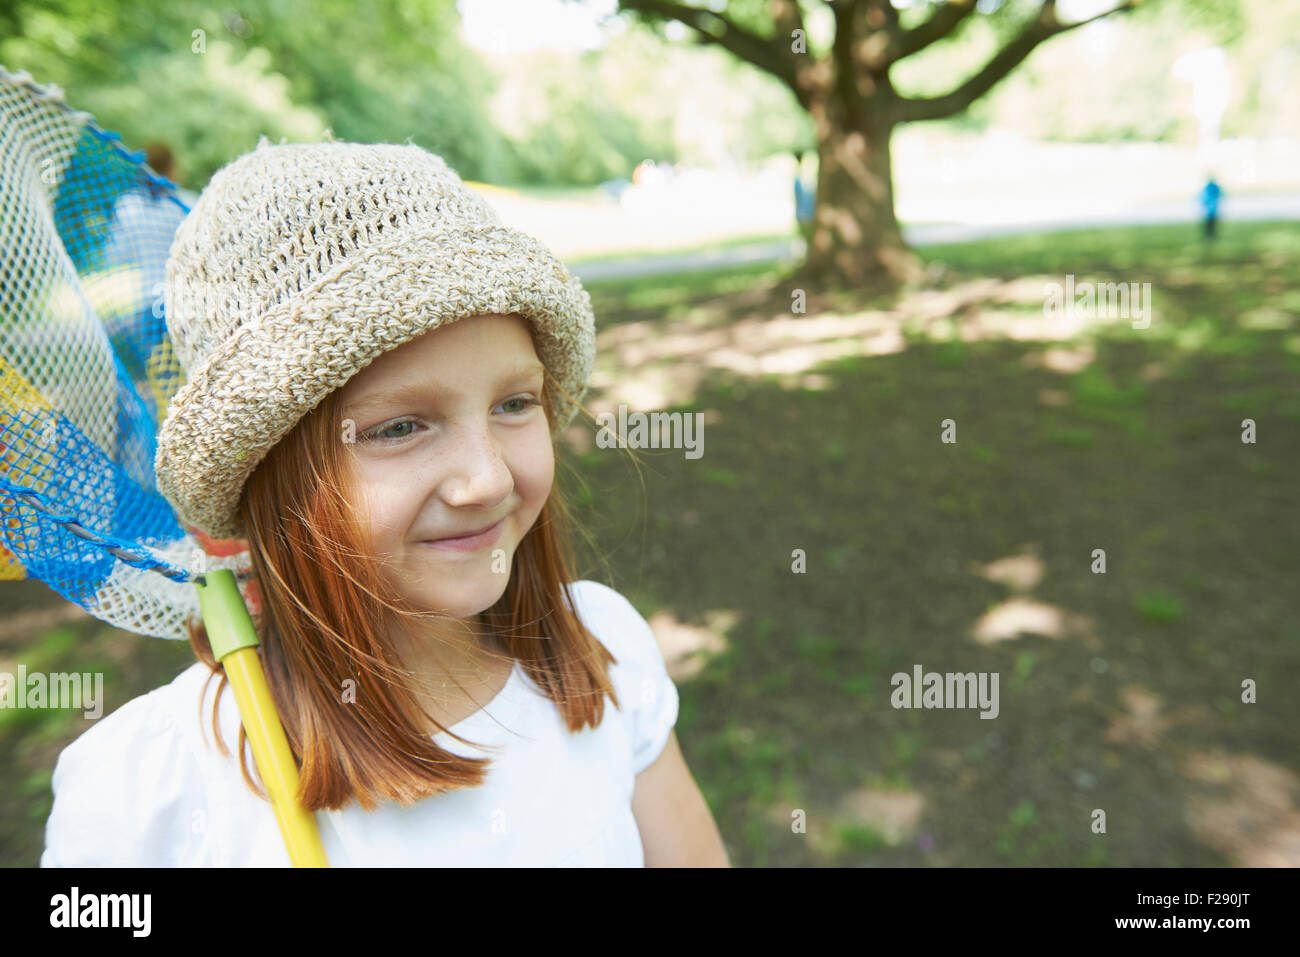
154,222,595,540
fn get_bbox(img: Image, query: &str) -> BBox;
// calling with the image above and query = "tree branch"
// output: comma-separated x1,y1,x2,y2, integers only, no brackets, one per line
895,0,1140,123
617,0,806,105
892,0,978,63
830,0,863,123
770,0,805,42
854,0,907,72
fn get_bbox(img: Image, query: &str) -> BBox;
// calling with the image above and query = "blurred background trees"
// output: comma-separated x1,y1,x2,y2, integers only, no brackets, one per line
1,0,1295,264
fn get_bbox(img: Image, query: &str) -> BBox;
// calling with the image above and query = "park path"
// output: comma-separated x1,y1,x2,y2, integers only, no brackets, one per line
568,190,1300,282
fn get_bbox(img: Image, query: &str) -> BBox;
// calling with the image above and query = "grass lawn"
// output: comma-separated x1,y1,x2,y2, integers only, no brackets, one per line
569,218,1300,866
4,219,1298,866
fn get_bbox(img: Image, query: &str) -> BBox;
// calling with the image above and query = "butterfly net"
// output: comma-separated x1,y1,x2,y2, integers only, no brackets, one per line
0,65,253,640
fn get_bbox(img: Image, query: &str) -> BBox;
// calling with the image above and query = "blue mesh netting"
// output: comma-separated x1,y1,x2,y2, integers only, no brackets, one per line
0,64,242,638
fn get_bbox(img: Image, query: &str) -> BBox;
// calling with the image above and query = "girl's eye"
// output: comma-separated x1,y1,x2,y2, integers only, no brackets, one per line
359,397,539,442
382,421,416,438
500,395,541,415
362,419,418,442
356,418,416,444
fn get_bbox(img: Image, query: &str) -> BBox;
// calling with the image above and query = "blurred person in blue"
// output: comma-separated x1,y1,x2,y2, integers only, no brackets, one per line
793,150,815,243
1199,175,1222,241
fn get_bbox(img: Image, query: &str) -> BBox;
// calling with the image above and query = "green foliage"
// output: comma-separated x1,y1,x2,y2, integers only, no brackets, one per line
1,1,821,186
1068,366,1149,437
1009,650,1037,693
493,49,658,186
1134,589,1187,623
0,0,512,184
889,730,923,770
1045,426,1095,448
492,18,811,179
875,0,1266,143
993,799,1066,864
700,465,741,488
3,0,1279,202
836,823,888,855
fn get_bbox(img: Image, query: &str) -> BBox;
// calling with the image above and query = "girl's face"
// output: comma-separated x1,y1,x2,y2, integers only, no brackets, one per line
337,313,554,620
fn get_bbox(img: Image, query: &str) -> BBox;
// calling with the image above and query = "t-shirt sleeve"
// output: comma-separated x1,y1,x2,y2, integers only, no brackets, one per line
572,580,680,776
41,692,209,867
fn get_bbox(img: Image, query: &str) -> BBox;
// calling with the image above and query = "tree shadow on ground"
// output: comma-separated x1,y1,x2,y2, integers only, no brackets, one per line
566,220,1300,866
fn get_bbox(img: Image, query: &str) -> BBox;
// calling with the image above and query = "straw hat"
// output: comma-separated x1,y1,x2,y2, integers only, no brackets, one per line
154,139,595,540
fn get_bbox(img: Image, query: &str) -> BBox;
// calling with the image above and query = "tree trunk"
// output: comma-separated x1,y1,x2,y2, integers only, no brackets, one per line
616,0,1141,296
795,95,924,293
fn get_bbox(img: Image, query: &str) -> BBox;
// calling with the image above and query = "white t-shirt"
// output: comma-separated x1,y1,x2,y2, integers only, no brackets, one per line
40,579,678,867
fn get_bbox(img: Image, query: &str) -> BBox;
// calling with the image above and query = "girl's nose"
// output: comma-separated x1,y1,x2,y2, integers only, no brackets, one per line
437,422,513,507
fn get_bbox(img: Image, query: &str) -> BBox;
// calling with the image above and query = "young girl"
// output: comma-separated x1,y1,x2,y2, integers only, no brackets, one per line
40,139,729,867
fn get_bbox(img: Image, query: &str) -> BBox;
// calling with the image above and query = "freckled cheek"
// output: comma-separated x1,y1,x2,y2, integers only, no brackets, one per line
351,461,423,553
511,427,555,523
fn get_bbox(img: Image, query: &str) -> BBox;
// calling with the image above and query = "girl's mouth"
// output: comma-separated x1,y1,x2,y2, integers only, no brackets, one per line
420,518,506,552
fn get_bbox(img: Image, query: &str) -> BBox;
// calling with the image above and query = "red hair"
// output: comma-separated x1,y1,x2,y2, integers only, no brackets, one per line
186,354,623,812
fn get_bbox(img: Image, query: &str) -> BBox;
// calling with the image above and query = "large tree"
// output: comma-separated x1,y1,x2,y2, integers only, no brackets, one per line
615,0,1143,290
